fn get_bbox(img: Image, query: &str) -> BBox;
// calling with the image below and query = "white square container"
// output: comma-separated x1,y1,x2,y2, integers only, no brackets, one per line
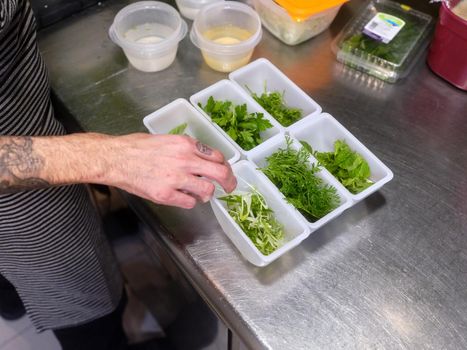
143,98,241,164
288,113,394,202
247,135,353,231
190,79,284,156
210,160,310,267
229,58,322,129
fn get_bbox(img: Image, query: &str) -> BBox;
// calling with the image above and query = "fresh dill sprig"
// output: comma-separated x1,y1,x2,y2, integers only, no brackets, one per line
261,137,340,222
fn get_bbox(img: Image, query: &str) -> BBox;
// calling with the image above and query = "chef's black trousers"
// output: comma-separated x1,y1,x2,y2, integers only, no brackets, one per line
0,273,128,350
53,291,128,350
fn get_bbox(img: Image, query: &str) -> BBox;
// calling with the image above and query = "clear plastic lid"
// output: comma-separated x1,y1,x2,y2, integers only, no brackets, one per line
333,0,433,82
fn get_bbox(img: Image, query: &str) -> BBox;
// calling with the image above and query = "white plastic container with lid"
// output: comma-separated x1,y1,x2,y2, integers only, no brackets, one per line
143,98,241,164
109,1,187,72
252,0,346,45
210,160,310,267
175,0,224,20
190,1,262,72
288,113,394,202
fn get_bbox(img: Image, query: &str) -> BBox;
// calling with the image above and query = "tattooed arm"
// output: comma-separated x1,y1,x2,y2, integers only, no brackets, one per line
0,133,236,209
0,137,49,192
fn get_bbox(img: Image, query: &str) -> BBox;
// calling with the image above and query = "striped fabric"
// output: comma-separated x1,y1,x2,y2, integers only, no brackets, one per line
0,0,122,331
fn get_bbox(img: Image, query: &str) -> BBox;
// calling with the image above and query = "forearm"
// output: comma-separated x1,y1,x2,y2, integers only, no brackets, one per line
0,133,111,194
0,132,236,208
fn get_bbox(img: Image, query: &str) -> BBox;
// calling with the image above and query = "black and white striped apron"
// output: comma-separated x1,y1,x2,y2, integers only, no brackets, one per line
0,0,122,331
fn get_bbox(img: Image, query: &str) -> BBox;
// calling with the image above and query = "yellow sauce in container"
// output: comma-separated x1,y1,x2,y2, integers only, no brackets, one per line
201,26,254,72
190,2,262,73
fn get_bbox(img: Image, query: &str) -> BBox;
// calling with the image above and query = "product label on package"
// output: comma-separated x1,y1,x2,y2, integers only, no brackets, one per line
363,13,405,44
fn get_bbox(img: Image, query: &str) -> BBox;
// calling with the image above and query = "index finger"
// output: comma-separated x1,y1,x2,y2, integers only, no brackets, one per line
189,159,237,193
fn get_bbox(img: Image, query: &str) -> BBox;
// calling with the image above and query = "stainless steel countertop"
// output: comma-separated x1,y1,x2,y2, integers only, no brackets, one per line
38,1,467,349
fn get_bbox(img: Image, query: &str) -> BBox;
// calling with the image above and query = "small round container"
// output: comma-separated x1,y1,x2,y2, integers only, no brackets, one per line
109,1,187,72
175,0,224,20
190,1,262,73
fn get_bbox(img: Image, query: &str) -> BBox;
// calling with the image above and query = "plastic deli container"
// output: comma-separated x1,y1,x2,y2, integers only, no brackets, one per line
229,58,322,129
175,0,224,20
333,0,433,82
143,98,241,164
109,1,187,72
427,0,467,90
190,1,262,72
252,0,346,45
288,113,394,202
247,135,353,231
210,160,310,266
190,79,284,156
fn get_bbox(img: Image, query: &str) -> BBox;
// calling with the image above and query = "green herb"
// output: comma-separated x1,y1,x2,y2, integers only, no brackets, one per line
261,138,340,222
248,85,302,127
219,188,284,255
199,96,273,151
168,123,188,135
340,11,423,65
301,140,373,194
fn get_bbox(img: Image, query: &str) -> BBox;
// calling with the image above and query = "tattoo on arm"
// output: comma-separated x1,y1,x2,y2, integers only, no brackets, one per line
196,141,212,156
0,137,50,193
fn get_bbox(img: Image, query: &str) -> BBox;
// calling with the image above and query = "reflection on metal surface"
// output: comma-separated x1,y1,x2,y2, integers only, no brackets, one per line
333,63,397,100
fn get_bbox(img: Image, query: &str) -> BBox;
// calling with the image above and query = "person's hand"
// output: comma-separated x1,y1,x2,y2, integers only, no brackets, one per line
105,133,237,209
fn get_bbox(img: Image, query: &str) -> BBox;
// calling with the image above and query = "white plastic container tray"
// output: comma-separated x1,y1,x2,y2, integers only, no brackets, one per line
288,113,394,202
248,134,352,231
210,160,310,266
143,98,241,164
140,60,393,266
190,79,284,156
229,58,322,129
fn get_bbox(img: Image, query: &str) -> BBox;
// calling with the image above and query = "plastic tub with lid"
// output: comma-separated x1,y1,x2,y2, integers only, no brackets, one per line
252,0,347,45
175,0,224,20
190,1,262,72
333,0,433,83
109,1,187,72
427,0,467,90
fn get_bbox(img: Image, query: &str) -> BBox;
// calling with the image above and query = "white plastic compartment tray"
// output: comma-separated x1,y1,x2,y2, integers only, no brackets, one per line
288,113,394,202
190,79,284,156
248,134,353,231
211,160,310,267
143,98,241,164
229,58,322,129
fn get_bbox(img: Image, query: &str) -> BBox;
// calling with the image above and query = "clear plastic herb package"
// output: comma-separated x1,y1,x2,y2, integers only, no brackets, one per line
333,0,433,82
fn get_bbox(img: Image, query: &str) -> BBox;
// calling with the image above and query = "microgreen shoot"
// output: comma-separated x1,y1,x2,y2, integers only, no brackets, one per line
219,187,284,256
